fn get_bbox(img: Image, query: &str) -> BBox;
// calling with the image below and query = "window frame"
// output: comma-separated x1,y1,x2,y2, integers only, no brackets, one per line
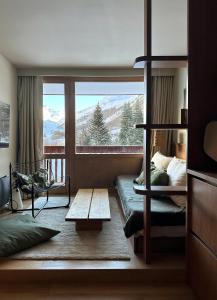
43,76,144,157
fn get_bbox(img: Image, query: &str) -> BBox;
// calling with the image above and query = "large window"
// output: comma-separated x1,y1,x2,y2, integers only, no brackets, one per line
75,81,144,153
43,83,65,153
43,83,66,182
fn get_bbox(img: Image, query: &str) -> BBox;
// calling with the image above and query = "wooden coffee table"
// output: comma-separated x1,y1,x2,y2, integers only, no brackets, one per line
65,188,111,230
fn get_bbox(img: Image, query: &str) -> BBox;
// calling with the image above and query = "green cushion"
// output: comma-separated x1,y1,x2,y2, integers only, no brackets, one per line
151,169,169,186
0,215,60,257
135,165,169,186
135,162,156,184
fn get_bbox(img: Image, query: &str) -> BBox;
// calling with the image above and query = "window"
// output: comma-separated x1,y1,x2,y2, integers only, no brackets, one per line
75,81,144,153
43,83,65,154
43,83,66,182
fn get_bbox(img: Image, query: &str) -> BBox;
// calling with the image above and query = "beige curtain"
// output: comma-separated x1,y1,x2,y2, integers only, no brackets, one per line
151,76,176,157
17,76,43,173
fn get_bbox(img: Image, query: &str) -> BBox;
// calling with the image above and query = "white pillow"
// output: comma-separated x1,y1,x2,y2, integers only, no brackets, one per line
151,151,173,170
167,157,187,207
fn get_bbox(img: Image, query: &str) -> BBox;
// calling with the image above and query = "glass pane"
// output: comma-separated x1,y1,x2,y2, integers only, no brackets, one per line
75,82,145,95
75,82,144,154
43,83,65,153
43,83,64,95
152,0,187,55
151,61,188,124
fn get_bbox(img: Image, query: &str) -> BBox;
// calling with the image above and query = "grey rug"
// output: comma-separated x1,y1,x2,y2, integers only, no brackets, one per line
12,196,130,260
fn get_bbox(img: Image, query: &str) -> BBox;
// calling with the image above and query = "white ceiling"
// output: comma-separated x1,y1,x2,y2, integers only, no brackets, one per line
0,0,187,69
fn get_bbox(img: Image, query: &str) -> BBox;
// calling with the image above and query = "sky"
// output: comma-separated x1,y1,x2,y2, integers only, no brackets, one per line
43,94,104,114
75,95,103,111
43,82,145,114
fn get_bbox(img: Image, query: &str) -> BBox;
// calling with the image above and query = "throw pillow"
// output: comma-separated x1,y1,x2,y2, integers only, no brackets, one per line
134,162,156,185
167,157,187,207
13,169,54,193
151,169,169,186
135,164,169,186
151,151,173,170
135,170,144,185
32,169,54,189
0,215,60,257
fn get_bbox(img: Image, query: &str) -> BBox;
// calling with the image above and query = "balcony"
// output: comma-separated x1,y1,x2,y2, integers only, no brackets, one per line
44,145,143,181
44,145,143,155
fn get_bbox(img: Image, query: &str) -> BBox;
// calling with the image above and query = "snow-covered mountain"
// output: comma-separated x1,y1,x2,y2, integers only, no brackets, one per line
43,106,65,145
43,95,143,145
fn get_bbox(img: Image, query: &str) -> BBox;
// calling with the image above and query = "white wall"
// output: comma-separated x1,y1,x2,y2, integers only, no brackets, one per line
174,67,188,145
0,54,17,176
174,68,188,123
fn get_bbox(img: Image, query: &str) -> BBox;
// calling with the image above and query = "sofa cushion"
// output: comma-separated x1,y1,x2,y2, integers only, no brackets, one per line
167,157,187,208
151,151,173,170
135,168,169,186
116,175,185,238
151,169,169,186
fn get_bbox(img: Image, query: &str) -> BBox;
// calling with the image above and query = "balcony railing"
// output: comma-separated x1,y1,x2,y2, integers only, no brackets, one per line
76,145,143,154
44,145,143,181
44,145,143,154
44,146,65,182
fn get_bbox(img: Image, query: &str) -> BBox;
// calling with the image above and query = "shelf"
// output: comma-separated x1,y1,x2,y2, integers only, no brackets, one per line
135,124,188,130
134,184,187,196
188,169,217,186
134,55,188,68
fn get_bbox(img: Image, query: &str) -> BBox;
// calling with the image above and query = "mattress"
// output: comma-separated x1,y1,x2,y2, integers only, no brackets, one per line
116,175,186,238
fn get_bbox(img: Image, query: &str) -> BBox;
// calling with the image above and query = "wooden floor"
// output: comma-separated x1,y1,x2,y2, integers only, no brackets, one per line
0,192,195,299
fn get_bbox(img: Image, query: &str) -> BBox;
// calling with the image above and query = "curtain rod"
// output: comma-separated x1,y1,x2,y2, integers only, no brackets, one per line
16,68,144,77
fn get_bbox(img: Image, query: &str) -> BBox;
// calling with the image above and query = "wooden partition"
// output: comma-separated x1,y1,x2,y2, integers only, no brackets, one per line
72,154,142,191
187,0,217,298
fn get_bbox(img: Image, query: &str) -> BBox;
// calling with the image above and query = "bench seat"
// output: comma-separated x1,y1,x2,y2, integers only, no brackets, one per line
116,175,185,238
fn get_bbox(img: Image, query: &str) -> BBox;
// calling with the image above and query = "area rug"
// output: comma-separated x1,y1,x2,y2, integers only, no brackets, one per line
11,196,130,260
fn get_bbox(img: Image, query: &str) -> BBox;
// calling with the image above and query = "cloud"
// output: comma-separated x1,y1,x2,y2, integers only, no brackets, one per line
43,105,64,122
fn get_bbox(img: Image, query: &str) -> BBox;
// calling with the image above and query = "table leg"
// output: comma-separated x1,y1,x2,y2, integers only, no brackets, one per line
76,220,103,231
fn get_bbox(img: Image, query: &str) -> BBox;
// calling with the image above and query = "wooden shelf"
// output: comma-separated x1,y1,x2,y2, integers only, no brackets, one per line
134,184,187,196
134,55,188,68
187,169,217,186
135,124,188,130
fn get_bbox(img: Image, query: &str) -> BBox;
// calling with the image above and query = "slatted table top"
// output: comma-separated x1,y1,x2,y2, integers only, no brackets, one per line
65,188,111,221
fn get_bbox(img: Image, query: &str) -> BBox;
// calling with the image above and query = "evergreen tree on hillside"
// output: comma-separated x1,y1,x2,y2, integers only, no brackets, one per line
88,103,111,145
119,102,134,145
131,97,144,145
79,129,91,145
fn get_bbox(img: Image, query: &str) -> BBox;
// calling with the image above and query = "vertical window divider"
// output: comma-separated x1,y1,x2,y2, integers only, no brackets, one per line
65,78,75,192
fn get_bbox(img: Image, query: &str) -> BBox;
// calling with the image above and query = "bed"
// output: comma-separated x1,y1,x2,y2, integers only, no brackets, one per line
116,150,187,254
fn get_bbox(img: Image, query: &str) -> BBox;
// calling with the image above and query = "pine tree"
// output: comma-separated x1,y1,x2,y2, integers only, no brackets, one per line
131,96,144,145
79,129,91,145
119,102,134,145
88,103,111,145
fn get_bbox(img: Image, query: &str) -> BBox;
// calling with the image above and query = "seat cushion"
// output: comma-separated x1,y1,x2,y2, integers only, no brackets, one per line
116,175,185,238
